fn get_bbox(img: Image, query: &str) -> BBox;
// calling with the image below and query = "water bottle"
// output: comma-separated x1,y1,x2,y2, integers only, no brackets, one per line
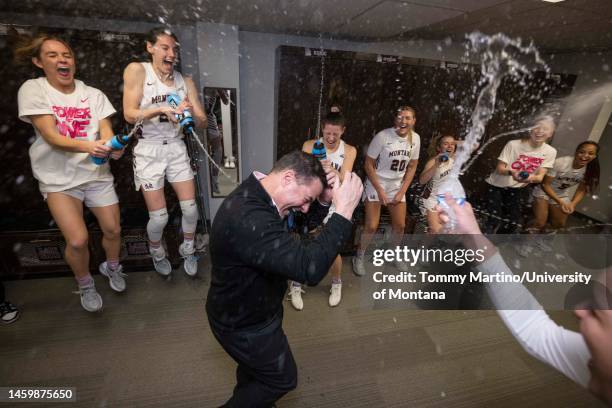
167,93,195,132
312,139,326,160
518,170,529,180
436,176,466,232
439,153,449,163
91,134,130,165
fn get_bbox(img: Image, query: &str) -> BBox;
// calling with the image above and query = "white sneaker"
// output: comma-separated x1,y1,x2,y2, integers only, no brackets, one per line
77,283,103,312
352,254,366,276
179,241,198,277
289,284,305,311
150,245,172,276
329,282,342,307
224,158,230,168
99,262,127,292
228,159,236,169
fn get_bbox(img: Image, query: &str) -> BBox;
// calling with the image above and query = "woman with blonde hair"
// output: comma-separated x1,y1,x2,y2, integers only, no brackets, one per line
16,34,125,312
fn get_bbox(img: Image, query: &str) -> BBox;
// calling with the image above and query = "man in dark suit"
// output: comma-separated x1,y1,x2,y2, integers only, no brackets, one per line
206,150,363,407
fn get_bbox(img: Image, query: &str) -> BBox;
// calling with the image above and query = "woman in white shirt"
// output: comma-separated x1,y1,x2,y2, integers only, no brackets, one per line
418,135,457,234
531,141,600,231
352,106,420,276
482,116,557,233
123,28,206,278
16,34,125,312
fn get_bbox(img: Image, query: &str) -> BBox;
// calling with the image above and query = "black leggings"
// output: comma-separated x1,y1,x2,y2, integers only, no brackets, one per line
482,184,525,234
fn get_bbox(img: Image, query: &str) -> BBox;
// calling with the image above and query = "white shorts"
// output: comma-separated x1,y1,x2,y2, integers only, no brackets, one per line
133,139,194,191
363,177,405,203
42,180,118,208
533,191,569,206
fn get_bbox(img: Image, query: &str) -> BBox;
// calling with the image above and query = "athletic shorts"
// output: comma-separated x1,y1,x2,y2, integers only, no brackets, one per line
533,191,570,206
133,139,194,191
42,180,118,208
363,177,406,203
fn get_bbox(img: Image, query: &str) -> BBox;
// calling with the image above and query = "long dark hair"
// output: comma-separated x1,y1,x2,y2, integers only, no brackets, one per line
145,27,179,59
576,141,600,194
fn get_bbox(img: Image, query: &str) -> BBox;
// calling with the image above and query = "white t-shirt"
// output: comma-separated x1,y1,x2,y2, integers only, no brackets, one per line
367,128,420,179
533,156,586,199
18,78,116,192
486,139,557,188
139,62,186,141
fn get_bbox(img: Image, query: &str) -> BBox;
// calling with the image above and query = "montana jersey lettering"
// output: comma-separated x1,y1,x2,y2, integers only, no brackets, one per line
367,127,421,179
139,62,186,141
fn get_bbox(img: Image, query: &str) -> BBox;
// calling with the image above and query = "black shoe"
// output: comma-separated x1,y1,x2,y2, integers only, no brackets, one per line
0,301,19,324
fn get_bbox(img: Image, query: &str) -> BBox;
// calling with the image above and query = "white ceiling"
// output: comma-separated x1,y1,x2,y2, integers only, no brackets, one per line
1,0,611,52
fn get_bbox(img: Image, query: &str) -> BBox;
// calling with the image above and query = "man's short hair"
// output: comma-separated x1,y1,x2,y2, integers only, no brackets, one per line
272,150,327,188
321,112,346,128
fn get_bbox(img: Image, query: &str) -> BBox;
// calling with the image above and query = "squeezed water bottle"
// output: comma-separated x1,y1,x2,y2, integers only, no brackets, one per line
436,176,466,232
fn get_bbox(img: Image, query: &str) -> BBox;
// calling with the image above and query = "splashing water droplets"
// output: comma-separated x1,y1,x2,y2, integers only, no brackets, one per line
437,32,549,231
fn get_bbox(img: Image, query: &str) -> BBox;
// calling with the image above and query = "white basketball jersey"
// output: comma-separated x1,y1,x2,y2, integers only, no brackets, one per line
367,128,421,179
428,157,454,197
139,62,186,140
326,140,346,171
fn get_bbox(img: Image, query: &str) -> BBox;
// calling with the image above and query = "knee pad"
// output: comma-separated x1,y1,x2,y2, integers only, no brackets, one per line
147,208,168,242
180,199,199,234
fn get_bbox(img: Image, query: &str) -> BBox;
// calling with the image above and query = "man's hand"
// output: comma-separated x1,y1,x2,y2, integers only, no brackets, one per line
434,193,482,235
333,172,363,221
320,171,337,205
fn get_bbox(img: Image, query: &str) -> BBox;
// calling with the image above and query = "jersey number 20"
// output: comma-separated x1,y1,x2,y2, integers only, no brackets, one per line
390,159,407,172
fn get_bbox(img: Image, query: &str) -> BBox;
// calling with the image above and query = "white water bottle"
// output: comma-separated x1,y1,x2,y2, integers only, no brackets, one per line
436,176,466,232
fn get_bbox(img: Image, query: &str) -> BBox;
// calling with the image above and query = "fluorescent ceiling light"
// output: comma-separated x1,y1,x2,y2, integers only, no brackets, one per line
542,0,565,3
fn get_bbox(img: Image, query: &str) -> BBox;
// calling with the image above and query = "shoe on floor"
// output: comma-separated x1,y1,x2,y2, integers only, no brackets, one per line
352,255,365,277
179,241,198,277
150,245,172,276
99,262,127,292
289,284,305,311
329,282,342,307
0,301,19,324
77,283,103,312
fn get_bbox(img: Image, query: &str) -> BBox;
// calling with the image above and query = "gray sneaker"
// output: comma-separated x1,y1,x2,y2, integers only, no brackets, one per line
77,284,103,312
150,246,172,276
179,241,198,277
352,254,366,276
99,262,127,292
